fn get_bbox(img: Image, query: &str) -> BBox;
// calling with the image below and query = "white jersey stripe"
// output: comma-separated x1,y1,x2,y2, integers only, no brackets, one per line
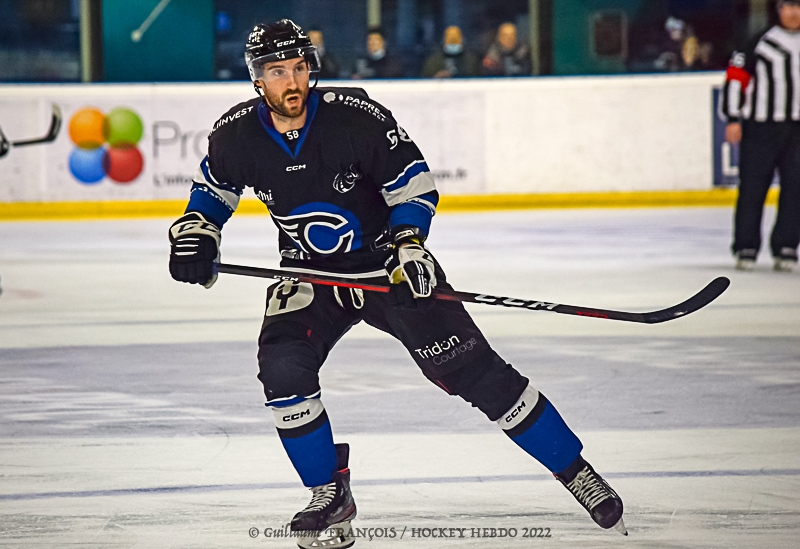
791,49,800,119
382,159,426,188
192,165,241,211
727,80,742,118
764,26,800,119
756,41,786,121
742,79,754,120
755,60,770,122
381,171,437,207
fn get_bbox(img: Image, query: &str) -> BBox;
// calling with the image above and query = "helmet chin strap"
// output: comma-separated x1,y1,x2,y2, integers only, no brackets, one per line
254,83,274,114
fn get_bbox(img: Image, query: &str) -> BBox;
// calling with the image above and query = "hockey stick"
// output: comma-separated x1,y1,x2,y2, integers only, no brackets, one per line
215,262,729,324
0,104,62,158
0,126,9,158
12,104,62,147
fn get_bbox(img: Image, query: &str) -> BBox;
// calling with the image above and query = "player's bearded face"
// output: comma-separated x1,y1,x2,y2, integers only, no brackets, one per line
265,82,308,118
260,61,310,119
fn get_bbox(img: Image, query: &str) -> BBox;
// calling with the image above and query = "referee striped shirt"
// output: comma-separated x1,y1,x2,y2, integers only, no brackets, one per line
720,25,800,123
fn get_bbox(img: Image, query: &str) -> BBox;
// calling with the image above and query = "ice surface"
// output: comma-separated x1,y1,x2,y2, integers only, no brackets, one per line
1,207,799,548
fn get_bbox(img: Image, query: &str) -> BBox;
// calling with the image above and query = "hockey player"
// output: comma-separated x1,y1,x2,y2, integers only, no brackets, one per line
168,20,626,548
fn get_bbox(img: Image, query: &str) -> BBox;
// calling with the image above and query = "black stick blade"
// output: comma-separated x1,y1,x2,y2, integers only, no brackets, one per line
640,276,730,324
12,104,62,147
0,126,9,158
441,276,730,324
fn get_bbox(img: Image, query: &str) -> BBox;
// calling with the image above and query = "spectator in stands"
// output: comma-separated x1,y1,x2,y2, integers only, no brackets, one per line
482,22,532,77
353,27,404,79
422,25,480,78
654,16,690,71
307,28,339,79
680,35,709,71
652,17,713,72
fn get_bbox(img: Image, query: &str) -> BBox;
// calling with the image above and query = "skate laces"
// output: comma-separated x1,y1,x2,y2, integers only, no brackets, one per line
302,481,337,513
565,467,615,511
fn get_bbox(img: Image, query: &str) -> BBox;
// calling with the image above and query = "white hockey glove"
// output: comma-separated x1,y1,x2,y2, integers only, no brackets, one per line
169,212,221,288
384,232,437,310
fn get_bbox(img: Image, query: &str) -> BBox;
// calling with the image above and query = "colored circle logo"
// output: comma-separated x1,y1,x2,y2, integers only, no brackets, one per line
68,107,144,185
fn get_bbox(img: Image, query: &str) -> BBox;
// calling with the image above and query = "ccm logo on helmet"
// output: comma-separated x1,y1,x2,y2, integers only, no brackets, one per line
283,409,310,422
277,39,296,47
286,164,306,171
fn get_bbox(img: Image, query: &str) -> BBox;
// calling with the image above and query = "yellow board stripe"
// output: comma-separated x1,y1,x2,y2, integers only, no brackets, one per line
0,188,779,221
440,188,768,210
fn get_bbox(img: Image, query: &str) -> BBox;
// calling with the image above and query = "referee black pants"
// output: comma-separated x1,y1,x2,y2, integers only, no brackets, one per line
734,121,800,256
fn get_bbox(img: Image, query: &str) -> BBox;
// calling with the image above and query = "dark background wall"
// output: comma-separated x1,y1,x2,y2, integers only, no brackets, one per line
0,0,773,82
102,0,214,82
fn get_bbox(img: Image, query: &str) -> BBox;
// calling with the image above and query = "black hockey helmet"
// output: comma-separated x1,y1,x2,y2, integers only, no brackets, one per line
244,19,320,83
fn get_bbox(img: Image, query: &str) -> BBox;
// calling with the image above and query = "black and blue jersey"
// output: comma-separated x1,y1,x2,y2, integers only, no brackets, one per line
185,87,439,276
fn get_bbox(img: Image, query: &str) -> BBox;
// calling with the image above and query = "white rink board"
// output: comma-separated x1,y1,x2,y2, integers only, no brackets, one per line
0,73,723,203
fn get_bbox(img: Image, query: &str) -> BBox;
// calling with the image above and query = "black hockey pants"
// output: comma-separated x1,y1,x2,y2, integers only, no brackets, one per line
255,263,528,422
734,120,800,256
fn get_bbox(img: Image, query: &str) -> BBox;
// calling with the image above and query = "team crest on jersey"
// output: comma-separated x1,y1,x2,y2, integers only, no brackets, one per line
333,164,361,193
271,202,362,255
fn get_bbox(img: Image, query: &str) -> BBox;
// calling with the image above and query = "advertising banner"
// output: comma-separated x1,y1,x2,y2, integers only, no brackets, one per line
2,74,726,206
0,83,487,203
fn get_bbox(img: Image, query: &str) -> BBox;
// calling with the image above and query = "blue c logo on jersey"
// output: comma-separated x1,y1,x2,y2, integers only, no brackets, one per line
271,202,362,255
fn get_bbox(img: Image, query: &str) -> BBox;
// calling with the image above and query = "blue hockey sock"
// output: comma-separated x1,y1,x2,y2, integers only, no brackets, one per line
271,394,338,487
497,384,583,474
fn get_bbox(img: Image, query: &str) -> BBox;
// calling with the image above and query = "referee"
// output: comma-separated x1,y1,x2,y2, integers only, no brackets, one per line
721,0,800,271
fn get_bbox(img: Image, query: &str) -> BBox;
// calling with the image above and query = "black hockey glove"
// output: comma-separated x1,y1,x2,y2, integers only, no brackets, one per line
169,212,221,288
384,228,437,311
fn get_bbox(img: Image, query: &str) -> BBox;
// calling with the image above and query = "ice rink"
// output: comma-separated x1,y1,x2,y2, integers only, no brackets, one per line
1,206,799,548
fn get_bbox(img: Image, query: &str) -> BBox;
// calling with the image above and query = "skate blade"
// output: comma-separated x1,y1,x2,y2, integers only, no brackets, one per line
612,517,628,536
296,521,355,549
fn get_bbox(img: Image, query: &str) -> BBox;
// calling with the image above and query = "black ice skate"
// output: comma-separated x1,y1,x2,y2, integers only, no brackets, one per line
291,443,357,549
555,455,627,535
774,247,798,272
736,248,758,271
